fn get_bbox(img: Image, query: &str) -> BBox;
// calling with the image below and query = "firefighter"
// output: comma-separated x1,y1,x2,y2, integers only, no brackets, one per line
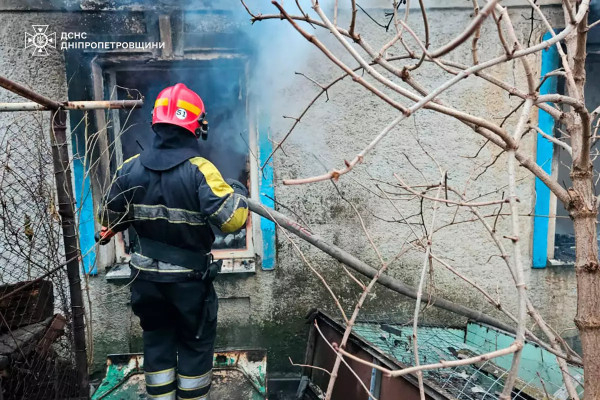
97,83,248,400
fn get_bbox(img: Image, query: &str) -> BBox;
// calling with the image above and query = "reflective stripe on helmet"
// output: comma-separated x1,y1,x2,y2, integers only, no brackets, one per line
154,98,169,108
152,84,205,135
176,99,201,116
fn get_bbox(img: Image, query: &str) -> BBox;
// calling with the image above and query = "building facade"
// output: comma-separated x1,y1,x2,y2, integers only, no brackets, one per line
0,0,590,377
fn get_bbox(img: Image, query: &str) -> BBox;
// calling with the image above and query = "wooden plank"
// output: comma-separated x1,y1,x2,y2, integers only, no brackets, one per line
158,15,173,58
0,317,52,370
0,280,53,332
35,314,66,358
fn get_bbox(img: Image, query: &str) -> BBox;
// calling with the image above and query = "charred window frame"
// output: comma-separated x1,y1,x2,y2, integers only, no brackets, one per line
65,11,275,275
96,58,258,270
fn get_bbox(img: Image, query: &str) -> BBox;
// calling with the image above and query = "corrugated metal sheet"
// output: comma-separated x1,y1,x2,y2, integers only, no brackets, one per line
303,312,583,400
305,312,453,400
352,321,583,399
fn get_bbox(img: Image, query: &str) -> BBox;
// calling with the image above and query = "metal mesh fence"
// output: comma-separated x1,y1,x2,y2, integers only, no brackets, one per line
0,111,82,399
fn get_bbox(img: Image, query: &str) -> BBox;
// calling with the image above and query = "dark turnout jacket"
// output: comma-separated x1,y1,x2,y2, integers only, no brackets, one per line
98,127,248,281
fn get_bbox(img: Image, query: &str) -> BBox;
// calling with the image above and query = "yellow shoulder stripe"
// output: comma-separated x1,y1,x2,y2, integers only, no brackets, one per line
221,206,249,233
117,153,140,171
189,157,233,197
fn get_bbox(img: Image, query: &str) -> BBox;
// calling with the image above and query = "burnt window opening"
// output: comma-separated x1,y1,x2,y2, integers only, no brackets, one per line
105,61,251,253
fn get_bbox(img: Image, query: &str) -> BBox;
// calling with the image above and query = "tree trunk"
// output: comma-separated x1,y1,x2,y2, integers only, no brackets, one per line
563,8,597,397
571,172,600,398
569,117,598,397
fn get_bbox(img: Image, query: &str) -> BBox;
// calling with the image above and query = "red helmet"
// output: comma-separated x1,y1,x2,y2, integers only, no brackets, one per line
152,83,208,138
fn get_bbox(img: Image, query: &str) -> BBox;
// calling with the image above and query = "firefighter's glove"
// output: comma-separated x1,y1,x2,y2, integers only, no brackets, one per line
95,226,115,245
226,179,248,197
202,259,222,282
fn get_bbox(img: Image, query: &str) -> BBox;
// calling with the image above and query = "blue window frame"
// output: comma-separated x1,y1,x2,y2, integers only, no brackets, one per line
532,32,560,268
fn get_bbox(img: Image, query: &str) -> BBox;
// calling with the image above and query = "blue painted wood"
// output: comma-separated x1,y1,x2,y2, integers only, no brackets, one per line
64,52,97,275
72,139,97,275
533,32,560,268
369,367,378,395
258,111,276,270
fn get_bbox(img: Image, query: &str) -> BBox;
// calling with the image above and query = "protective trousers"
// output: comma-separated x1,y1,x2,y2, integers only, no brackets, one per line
131,278,218,400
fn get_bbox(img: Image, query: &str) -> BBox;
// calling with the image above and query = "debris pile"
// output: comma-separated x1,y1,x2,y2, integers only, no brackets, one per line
0,280,78,400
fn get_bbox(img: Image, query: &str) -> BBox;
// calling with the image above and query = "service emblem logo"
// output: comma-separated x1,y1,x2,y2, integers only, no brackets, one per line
25,25,56,57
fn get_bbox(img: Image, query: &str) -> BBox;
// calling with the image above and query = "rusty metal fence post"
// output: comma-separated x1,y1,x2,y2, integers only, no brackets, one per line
50,109,89,397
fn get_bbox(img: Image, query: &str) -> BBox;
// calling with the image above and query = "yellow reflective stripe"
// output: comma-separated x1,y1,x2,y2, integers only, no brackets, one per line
155,98,169,108
134,204,203,214
147,381,174,388
146,368,174,375
149,390,176,399
177,372,210,379
209,194,233,220
176,99,201,116
221,206,248,233
133,204,207,225
117,153,140,171
130,216,206,226
189,157,233,198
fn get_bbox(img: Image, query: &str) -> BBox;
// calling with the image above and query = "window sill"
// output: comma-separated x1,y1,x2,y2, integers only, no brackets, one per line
547,259,575,268
220,258,255,274
105,263,131,282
